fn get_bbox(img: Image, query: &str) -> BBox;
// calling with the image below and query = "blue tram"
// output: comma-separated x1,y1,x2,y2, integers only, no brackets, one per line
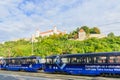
43,55,59,73
44,52,120,76
1,56,42,72
0,57,5,70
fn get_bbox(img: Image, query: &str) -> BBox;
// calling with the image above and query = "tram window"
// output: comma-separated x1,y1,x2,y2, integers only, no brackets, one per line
19,59,23,64
77,57,85,64
97,56,107,63
76,57,82,64
70,57,84,64
28,59,33,64
53,58,57,63
114,56,120,63
26,59,30,64
86,57,94,64
71,57,77,64
15,59,21,64
12,59,15,64
46,58,52,64
0,59,4,64
93,57,97,63
109,56,115,63
61,58,69,63
82,57,87,64
0,60,2,64
22,59,27,64
9,59,12,64
5,59,8,64
31,59,37,64
6,59,9,64
36,60,40,64
36,59,41,64
0,59,5,65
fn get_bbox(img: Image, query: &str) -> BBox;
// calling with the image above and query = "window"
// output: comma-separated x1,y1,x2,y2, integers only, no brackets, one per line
71,57,77,64
53,58,57,63
86,57,94,64
0,60,2,64
93,57,97,63
31,59,37,64
61,58,69,63
11,59,15,64
70,57,86,64
114,56,120,63
97,56,107,63
15,59,21,65
70,57,87,64
109,56,115,63
46,58,52,64
76,57,82,64
22,59,27,64
81,57,87,64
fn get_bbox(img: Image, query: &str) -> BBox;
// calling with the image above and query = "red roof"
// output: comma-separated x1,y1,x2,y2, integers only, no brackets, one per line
40,30,53,34
79,29,85,32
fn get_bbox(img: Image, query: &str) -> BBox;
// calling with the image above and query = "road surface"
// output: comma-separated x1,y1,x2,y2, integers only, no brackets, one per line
0,70,119,80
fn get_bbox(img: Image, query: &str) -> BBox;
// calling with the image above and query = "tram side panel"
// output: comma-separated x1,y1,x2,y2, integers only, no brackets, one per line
61,54,120,75
2,56,43,72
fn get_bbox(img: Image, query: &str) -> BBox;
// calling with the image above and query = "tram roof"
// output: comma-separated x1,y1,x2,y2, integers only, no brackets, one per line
59,52,120,57
4,56,41,60
45,55,57,58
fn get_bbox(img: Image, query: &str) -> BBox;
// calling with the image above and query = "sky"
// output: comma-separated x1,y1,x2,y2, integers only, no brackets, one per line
0,0,120,42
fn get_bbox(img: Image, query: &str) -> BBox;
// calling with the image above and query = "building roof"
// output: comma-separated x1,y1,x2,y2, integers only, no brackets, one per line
39,27,66,35
40,30,53,34
79,29,85,32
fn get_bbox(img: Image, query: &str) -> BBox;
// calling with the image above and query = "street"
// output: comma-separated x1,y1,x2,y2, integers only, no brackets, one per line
0,70,119,80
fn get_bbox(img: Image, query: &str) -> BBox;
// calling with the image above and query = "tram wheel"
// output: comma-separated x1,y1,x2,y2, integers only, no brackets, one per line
101,73,106,77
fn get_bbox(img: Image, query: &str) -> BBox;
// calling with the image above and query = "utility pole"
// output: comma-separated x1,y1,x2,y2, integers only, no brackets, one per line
8,47,11,63
31,34,34,55
8,48,11,58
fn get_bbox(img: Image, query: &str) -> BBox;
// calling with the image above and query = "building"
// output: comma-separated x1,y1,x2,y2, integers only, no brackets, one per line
35,26,66,37
78,29,86,40
89,34,107,38
78,29,106,40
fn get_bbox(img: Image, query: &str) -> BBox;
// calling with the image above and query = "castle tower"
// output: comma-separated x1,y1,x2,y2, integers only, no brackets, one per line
53,26,57,33
35,29,40,37
78,29,86,40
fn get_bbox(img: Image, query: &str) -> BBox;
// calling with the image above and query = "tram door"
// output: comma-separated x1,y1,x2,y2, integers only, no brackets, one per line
55,56,67,71
54,56,61,70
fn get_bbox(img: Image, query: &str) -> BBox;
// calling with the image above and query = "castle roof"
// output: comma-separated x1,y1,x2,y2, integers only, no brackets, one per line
39,27,66,35
40,30,53,34
79,29,85,32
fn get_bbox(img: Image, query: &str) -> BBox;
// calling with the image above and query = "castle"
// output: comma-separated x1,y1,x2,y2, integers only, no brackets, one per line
35,26,66,37
78,29,106,40
32,27,106,41
10,27,106,42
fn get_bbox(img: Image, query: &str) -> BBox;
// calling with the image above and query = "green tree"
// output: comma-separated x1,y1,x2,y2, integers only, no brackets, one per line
90,27,100,34
108,32,115,37
0,27,119,58
80,26,90,34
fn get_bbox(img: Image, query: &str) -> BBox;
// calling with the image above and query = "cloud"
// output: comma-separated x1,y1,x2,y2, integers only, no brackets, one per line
0,0,120,42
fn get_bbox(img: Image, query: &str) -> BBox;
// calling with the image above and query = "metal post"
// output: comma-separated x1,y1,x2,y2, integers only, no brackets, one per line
8,48,11,58
31,34,34,55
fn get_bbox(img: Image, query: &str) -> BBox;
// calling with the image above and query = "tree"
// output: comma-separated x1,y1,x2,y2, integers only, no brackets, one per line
0,26,120,58
68,27,79,39
90,27,100,34
108,32,115,37
80,26,90,34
